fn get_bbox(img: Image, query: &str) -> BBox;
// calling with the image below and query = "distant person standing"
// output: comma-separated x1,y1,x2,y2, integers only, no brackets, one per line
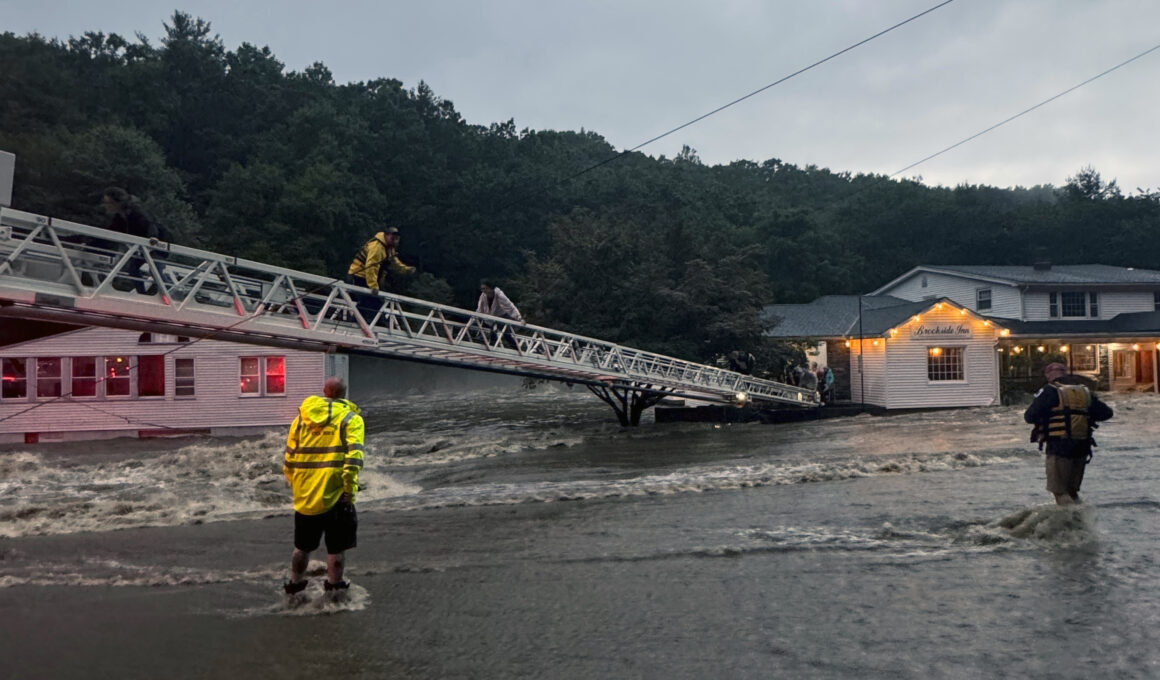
101,187,159,294
820,365,835,404
346,226,415,293
283,378,364,599
476,279,523,348
1023,362,1113,506
727,350,756,376
102,187,156,240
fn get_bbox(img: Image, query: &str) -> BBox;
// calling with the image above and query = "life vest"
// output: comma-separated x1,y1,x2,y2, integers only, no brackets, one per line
1044,382,1092,441
348,235,389,275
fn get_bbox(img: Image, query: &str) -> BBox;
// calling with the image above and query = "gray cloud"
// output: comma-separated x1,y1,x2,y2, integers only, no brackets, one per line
3,0,1158,190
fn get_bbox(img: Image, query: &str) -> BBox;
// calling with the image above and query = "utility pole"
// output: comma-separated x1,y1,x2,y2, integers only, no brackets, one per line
858,295,865,411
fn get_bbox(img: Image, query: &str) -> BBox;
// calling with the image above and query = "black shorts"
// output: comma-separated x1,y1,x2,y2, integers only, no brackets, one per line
294,502,358,554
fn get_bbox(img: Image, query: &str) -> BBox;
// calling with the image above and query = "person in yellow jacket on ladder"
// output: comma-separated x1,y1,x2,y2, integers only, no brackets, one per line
346,226,415,293
283,378,365,599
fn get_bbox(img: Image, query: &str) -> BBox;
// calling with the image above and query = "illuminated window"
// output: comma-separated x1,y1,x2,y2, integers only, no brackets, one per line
240,357,262,395
105,356,131,396
240,356,285,396
175,358,195,398
138,356,165,398
36,357,62,399
1072,345,1097,372
927,346,964,381
266,357,285,395
976,288,992,311
71,357,97,398
1,358,27,400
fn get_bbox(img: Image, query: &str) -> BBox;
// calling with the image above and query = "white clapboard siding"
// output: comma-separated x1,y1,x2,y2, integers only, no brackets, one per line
878,271,1021,319
848,342,888,407
1098,291,1155,318
0,326,326,436
883,306,1000,409
1023,290,1154,321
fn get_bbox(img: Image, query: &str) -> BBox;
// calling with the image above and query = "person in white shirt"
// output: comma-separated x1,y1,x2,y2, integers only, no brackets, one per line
475,280,523,347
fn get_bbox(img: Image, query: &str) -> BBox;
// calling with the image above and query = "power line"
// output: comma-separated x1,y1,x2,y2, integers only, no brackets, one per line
893,40,1160,178
504,0,956,203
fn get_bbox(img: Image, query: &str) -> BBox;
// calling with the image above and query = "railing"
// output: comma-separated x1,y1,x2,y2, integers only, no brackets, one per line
0,207,818,408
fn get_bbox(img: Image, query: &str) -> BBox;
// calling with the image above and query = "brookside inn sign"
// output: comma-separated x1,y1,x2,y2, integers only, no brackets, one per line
911,323,972,338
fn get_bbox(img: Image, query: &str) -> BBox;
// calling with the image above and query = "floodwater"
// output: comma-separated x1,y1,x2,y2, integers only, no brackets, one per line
1,363,1158,679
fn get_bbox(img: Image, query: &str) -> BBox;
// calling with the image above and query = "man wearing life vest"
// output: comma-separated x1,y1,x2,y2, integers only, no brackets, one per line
346,226,415,292
283,378,365,597
1023,362,1113,506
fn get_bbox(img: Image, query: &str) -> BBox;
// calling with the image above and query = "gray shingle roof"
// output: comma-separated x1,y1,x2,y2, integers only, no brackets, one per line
763,295,922,338
1002,310,1160,337
923,264,1160,285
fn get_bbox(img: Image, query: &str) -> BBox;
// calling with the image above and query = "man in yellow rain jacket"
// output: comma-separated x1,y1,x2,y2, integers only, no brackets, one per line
346,226,415,292
283,378,365,596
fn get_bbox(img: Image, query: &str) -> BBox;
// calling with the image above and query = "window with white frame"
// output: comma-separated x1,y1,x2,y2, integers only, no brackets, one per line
71,356,97,398
105,356,132,397
1,358,27,400
976,288,992,311
175,358,195,398
36,357,62,399
240,356,285,396
138,356,165,398
927,346,964,381
1071,345,1097,372
1060,292,1087,317
1052,291,1098,318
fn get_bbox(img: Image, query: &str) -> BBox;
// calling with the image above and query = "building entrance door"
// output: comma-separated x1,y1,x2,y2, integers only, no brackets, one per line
1136,348,1155,390
1112,349,1135,391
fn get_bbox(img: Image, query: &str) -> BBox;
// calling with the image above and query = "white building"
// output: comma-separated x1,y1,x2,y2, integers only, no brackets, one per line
0,325,346,444
764,263,1160,409
766,296,1005,409
872,264,1160,392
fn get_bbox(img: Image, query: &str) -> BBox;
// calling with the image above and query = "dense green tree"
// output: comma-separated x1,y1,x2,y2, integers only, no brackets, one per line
3,12,1160,367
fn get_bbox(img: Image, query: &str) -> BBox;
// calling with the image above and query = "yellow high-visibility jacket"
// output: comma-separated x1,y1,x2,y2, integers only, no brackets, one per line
284,395,365,515
347,232,414,290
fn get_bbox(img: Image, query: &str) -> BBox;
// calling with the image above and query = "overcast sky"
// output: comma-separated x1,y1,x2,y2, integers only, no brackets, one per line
5,1,1159,191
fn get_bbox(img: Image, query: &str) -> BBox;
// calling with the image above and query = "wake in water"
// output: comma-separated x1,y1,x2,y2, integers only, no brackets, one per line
0,432,418,538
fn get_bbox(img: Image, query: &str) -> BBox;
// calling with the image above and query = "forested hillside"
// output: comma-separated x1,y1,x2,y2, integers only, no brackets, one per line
3,12,1159,368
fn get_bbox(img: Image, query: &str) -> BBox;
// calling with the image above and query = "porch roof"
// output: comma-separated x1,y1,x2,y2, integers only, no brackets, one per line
999,310,1160,338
